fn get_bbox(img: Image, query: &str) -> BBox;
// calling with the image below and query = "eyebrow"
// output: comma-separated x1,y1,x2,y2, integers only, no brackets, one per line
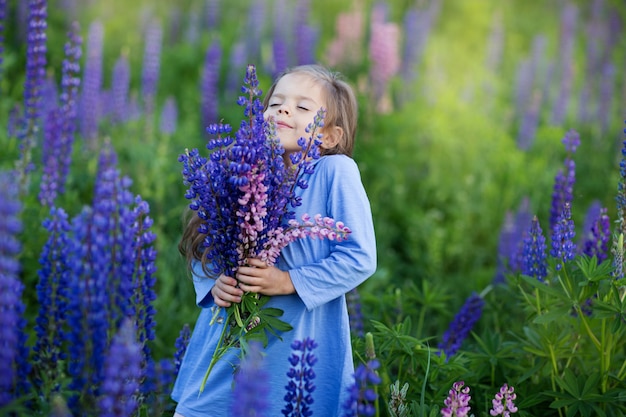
270,93,318,104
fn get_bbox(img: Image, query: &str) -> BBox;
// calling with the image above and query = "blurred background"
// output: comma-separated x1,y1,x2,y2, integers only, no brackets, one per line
1,0,625,359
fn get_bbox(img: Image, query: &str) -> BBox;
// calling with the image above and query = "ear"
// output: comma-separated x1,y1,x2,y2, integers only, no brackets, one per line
320,126,343,150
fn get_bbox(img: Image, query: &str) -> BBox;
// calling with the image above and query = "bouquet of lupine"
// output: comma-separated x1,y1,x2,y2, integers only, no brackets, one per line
179,65,351,391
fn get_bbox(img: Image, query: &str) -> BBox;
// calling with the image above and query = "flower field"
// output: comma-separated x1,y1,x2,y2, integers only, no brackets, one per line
1,0,625,416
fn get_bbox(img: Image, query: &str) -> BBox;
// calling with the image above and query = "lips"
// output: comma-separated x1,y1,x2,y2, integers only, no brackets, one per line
276,120,292,129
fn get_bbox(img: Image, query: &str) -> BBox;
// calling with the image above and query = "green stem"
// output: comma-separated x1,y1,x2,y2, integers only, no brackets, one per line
199,311,233,394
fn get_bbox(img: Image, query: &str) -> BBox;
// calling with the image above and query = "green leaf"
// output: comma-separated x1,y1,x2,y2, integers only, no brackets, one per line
532,306,572,324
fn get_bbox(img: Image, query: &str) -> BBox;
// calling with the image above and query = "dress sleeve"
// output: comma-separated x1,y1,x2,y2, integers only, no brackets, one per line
191,260,217,308
288,156,377,311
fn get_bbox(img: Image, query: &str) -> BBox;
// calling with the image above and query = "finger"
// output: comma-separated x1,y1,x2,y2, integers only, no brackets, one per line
246,258,267,268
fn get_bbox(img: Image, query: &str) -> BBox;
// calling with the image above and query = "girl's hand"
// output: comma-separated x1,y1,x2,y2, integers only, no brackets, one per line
236,258,295,296
211,274,243,307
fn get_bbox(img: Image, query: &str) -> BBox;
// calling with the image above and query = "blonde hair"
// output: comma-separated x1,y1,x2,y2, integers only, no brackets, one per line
180,65,359,268
263,64,359,157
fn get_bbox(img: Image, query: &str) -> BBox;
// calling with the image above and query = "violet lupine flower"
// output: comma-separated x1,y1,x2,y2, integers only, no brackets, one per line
616,134,626,236
0,172,30,406
438,292,484,359
200,40,221,132
597,62,615,136
231,341,269,417
342,360,381,417
97,319,143,417
550,3,577,125
141,19,162,118
79,20,104,144
39,109,63,206
550,202,576,271
521,215,548,281
174,323,191,374
282,338,318,417
441,381,471,417
271,0,291,77
57,21,82,194
293,0,317,65
204,0,220,30
489,383,518,416
245,0,266,63
400,6,434,85
581,206,610,263
160,95,178,134
33,207,72,383
347,288,365,338
0,0,5,75
549,130,579,231
16,0,47,185
111,53,130,124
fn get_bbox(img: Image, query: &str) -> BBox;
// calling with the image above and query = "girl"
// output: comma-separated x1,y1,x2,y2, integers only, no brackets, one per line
172,64,377,416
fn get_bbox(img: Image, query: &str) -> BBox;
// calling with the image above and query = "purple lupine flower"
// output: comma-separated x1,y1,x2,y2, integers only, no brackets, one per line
111,53,130,124
33,207,72,383
494,198,532,283
16,0,47,186
0,0,6,75
227,42,247,95
282,338,318,417
79,20,104,144
0,172,30,406
616,133,626,235
441,381,472,417
97,319,143,417
580,206,610,263
521,215,548,281
438,292,484,359
549,130,579,231
400,6,434,85
347,288,365,338
489,383,518,416
57,21,82,193
516,90,542,151
597,62,615,135
200,39,221,132
293,0,317,65
141,19,162,118
174,323,191,374
343,333,381,417
39,109,62,206
271,0,291,77
232,341,269,417
550,3,577,125
204,0,220,30
550,202,576,271
485,10,504,73
160,95,178,134
245,0,266,63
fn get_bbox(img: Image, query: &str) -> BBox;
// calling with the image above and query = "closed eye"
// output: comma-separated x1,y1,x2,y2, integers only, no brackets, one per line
297,106,309,111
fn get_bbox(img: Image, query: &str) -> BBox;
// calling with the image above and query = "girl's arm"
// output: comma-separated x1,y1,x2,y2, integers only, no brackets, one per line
281,156,377,310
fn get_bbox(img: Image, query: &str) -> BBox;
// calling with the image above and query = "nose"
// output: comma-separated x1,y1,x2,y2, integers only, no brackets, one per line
277,104,290,115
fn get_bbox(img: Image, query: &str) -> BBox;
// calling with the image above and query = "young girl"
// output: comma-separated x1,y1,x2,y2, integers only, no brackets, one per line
172,64,377,416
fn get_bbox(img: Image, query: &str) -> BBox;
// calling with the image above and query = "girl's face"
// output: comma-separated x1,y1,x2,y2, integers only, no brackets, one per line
264,72,327,155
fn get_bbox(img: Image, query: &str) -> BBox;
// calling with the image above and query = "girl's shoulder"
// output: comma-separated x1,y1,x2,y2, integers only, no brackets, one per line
314,154,358,174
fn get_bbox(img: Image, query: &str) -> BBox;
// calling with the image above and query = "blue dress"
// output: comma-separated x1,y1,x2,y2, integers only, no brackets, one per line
171,155,377,417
